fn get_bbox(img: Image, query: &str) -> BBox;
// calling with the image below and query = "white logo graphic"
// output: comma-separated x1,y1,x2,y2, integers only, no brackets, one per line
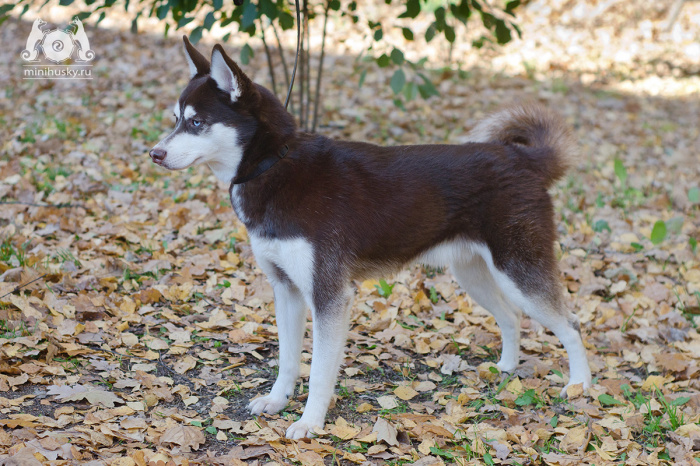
22,17,94,64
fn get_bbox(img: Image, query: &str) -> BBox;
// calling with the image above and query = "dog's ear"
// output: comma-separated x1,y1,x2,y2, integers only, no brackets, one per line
210,44,254,102
183,36,210,78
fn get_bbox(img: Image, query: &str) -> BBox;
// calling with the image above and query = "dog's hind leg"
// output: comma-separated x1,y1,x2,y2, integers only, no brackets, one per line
451,257,522,372
249,281,307,415
286,286,354,440
477,248,591,395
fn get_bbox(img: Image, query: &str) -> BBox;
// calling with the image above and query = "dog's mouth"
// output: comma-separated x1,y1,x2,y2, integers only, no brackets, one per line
156,156,203,171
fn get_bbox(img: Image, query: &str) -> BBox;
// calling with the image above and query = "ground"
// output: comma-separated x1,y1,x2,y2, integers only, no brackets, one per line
1,1,700,465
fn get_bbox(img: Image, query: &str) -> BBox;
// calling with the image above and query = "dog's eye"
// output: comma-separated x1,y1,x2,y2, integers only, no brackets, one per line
192,119,203,127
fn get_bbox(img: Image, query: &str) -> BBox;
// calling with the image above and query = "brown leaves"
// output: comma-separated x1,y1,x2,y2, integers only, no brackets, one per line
159,425,206,453
47,384,123,408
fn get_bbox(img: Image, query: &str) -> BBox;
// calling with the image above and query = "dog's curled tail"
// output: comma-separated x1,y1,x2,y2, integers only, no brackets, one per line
466,103,576,186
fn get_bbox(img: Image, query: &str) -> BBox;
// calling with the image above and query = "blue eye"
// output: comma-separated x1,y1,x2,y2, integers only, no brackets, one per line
192,119,202,127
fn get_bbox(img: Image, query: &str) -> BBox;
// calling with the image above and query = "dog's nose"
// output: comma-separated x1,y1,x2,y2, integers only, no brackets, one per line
150,148,166,163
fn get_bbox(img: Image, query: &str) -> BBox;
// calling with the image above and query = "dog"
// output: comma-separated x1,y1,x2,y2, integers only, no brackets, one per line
149,37,592,439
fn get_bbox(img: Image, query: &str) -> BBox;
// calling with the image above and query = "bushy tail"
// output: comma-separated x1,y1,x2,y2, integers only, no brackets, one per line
465,103,576,186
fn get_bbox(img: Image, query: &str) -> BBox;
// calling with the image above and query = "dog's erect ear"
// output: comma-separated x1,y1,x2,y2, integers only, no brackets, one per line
183,36,210,78
210,44,253,102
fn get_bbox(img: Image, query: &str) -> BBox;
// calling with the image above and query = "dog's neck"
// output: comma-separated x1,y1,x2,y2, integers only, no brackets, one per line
232,84,297,185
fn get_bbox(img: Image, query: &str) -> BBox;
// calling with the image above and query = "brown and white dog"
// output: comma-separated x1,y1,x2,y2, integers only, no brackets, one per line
149,37,591,439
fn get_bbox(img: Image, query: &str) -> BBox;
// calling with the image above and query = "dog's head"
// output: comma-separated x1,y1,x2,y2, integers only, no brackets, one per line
150,37,284,182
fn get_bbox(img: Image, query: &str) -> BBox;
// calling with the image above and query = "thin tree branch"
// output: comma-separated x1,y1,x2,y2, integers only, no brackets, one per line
303,0,312,131
0,274,47,300
271,21,291,98
260,19,278,98
312,0,331,133
298,1,306,128
0,201,84,209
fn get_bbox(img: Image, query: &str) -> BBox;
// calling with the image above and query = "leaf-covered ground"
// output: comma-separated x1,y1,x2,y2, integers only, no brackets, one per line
1,1,700,464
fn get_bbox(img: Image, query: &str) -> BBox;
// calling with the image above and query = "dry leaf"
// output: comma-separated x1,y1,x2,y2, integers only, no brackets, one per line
159,425,206,452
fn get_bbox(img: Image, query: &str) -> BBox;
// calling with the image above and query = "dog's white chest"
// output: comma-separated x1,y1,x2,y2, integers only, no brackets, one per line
248,234,316,301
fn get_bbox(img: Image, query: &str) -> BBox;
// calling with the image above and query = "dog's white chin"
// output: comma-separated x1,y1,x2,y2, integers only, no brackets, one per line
161,155,203,171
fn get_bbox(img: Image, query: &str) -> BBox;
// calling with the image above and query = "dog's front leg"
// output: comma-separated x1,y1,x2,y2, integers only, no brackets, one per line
286,288,353,439
249,282,306,415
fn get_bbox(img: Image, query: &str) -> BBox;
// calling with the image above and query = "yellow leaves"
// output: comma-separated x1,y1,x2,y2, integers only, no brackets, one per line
393,385,419,401
356,402,373,413
328,417,361,440
641,375,670,392
158,425,205,453
476,362,500,382
119,296,137,314
558,425,590,454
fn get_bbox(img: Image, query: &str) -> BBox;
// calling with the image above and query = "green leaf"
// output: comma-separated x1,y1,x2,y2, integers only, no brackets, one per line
241,1,258,30
398,0,420,19
549,414,558,428
393,98,406,111
515,389,536,406
177,16,194,28
278,11,294,29
651,220,667,245
690,237,697,253
425,23,437,42
0,3,16,16
689,187,700,204
390,48,404,66
190,421,203,427
402,27,414,41
666,216,684,234
240,44,254,65
213,0,223,10
205,426,217,434
358,69,367,88
373,27,383,41
598,394,624,406
494,19,511,44
259,0,277,19
189,26,203,44
203,11,216,30
593,219,611,233
488,365,499,374
390,69,406,95
614,158,627,184
450,1,471,23
329,0,341,11
376,54,390,68
417,73,439,99
374,279,395,297
672,396,691,407
444,25,456,43
156,4,169,20
58,0,74,5
631,242,644,252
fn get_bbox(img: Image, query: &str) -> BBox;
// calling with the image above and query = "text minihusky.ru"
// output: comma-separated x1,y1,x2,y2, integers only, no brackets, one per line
23,66,92,80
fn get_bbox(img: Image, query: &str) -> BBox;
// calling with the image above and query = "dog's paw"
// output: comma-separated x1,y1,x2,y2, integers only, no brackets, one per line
496,360,517,373
559,381,591,398
249,394,289,415
285,419,323,440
